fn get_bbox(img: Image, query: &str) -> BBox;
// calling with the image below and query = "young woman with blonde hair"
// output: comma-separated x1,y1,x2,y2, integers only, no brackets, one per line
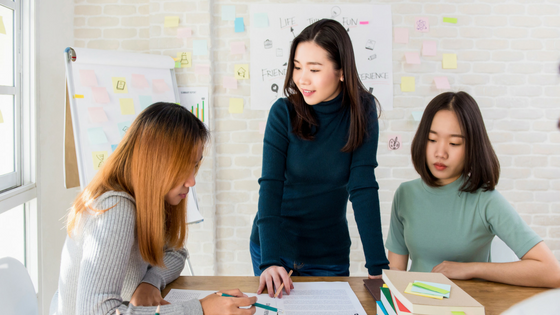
52,103,256,315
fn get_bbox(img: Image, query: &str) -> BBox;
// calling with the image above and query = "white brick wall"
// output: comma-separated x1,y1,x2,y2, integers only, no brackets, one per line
73,0,560,276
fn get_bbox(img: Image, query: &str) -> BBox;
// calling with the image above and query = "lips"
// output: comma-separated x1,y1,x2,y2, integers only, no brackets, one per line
301,89,315,97
434,163,447,171
179,193,187,199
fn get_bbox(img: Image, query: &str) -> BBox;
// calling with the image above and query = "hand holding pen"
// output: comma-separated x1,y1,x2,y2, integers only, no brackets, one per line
200,289,257,315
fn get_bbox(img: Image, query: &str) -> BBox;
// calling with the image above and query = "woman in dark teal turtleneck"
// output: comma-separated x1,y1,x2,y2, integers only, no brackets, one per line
249,19,389,298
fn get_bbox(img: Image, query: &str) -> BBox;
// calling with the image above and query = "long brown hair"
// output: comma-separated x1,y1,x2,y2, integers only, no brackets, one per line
283,19,378,152
67,102,209,267
411,92,500,192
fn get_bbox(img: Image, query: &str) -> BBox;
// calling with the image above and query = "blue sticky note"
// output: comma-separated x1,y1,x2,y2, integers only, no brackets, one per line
139,95,153,110
111,144,118,152
235,17,245,33
193,40,208,56
412,111,423,121
117,121,132,138
253,13,269,28
87,127,108,145
221,5,235,21
411,281,451,298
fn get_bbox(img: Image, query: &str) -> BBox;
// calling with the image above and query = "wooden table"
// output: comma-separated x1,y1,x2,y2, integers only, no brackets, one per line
163,276,549,315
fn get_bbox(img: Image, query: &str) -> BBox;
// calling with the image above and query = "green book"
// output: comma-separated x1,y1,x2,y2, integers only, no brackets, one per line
380,287,396,312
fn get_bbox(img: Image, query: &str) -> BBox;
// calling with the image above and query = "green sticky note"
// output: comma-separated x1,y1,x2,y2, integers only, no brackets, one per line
443,17,458,24
87,127,108,145
253,13,269,28
413,282,450,294
451,312,465,315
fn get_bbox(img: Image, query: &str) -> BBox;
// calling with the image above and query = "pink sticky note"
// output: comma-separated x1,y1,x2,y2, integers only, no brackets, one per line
415,17,430,32
177,27,192,38
405,52,421,64
230,41,246,55
388,135,402,151
131,74,149,88
434,77,451,90
223,76,238,89
259,122,266,134
195,65,210,75
152,79,170,94
79,70,98,87
359,21,369,25
91,87,110,104
87,107,108,123
394,28,409,44
422,41,437,56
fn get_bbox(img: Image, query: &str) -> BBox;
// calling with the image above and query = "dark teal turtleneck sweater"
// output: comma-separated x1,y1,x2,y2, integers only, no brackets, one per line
250,92,389,276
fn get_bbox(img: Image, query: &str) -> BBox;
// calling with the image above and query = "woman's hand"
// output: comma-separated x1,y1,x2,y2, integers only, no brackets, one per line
432,261,473,280
257,266,294,298
368,274,383,280
200,289,257,315
130,283,170,307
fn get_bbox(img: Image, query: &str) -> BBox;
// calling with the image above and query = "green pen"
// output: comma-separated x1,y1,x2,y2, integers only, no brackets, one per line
216,292,278,312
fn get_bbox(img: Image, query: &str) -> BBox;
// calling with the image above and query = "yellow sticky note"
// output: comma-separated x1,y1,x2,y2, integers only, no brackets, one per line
164,16,179,28
401,77,415,92
229,98,244,113
451,312,466,315
74,94,84,99
0,109,3,123
177,52,192,68
442,54,457,69
119,98,135,115
92,151,109,170
112,77,128,94
0,17,5,35
234,64,249,80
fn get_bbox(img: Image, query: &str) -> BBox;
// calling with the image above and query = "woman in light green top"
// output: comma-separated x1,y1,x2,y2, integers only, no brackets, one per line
386,91,560,288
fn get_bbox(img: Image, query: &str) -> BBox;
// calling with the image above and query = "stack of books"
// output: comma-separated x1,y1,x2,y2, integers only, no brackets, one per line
365,270,485,315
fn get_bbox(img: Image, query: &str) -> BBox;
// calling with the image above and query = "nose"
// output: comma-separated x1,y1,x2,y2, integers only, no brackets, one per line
434,142,447,159
184,170,196,188
297,69,310,86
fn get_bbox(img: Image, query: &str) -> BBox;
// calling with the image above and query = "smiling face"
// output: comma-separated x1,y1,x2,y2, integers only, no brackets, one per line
426,110,466,186
292,41,343,105
164,144,203,206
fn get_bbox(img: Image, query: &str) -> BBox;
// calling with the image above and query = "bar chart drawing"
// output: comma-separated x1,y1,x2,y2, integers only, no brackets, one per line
179,87,209,127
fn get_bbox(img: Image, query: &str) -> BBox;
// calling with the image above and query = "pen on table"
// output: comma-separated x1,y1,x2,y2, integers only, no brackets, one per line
274,269,294,298
215,292,278,312
116,309,121,315
155,305,160,315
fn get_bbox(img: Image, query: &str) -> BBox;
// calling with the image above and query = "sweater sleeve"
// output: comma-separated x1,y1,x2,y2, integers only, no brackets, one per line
76,195,203,315
347,100,390,276
256,99,290,270
141,247,187,291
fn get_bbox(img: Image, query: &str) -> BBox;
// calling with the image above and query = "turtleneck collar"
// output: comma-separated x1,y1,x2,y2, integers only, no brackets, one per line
421,175,466,195
310,91,343,115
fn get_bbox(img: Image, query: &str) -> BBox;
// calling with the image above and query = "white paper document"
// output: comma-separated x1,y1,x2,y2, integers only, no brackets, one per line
164,282,366,315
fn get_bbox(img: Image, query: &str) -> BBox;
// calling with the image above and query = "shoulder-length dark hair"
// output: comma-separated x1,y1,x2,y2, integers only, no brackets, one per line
283,19,377,152
411,91,500,192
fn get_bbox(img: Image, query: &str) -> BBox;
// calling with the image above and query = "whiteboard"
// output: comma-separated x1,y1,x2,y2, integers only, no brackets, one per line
64,47,203,223
249,4,393,111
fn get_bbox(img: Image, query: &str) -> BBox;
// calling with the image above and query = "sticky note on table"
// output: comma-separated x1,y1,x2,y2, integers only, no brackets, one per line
221,5,235,21
235,17,245,33
223,76,238,89
88,107,108,123
443,17,458,24
79,70,98,87
412,281,451,298
117,121,132,138
401,77,415,92
405,52,421,64
422,41,437,56
253,13,269,28
230,41,245,54
131,74,149,88
91,87,110,104
394,28,409,44
177,52,192,68
0,109,4,123
152,79,170,94
442,54,457,69
412,111,423,121
195,64,210,75
412,282,449,295
92,151,109,170
234,64,249,80
259,122,266,134
451,312,466,315
434,77,451,90
193,40,208,56
138,95,153,110
87,127,108,145
229,98,244,113
119,98,135,115
415,17,429,32
164,16,179,28
112,77,128,94
177,27,192,38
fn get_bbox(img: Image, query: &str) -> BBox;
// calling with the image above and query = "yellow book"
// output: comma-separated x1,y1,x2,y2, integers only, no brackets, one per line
404,283,443,300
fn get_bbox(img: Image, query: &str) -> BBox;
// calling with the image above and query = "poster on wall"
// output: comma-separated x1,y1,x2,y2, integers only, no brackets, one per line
249,4,393,111
179,87,209,128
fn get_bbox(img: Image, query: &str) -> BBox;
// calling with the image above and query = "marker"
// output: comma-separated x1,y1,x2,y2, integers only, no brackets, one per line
155,305,160,315
216,292,278,312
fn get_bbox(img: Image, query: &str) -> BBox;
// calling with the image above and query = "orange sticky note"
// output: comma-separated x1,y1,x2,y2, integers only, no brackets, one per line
229,98,244,113
442,54,457,69
401,77,415,92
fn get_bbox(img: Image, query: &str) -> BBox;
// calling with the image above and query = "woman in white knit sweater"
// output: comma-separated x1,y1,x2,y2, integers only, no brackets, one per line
51,103,256,315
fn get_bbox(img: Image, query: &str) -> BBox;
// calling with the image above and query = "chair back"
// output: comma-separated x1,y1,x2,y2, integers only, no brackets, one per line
491,236,519,263
0,256,38,315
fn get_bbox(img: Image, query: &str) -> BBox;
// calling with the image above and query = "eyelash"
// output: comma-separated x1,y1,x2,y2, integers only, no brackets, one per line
293,66,319,72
